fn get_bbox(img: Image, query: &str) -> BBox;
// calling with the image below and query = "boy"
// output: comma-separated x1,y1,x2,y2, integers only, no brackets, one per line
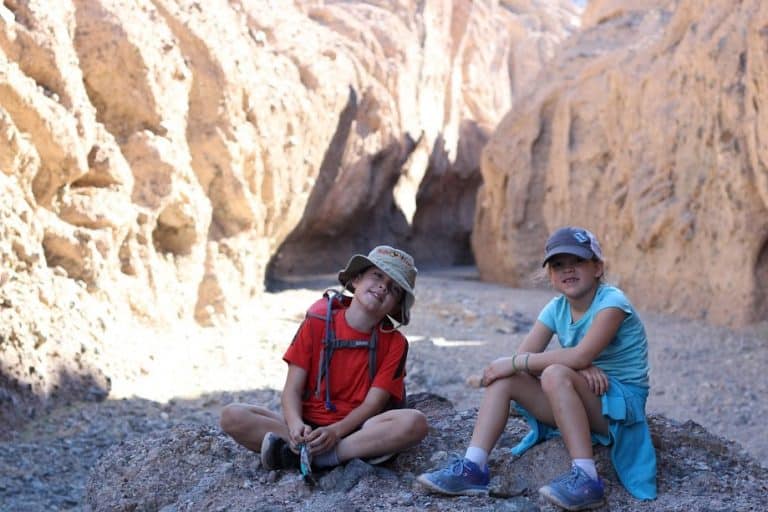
220,245,428,471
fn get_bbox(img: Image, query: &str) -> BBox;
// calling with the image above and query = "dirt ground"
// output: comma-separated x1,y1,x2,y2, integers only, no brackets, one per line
1,267,767,509
101,266,768,467
103,266,768,467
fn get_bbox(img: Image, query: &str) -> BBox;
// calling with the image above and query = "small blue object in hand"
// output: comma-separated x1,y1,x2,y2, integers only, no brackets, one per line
298,443,315,486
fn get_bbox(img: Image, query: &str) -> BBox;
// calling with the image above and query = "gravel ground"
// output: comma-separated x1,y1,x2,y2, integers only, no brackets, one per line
1,267,766,510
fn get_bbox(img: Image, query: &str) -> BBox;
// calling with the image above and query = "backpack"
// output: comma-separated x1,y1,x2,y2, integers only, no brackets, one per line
304,289,406,412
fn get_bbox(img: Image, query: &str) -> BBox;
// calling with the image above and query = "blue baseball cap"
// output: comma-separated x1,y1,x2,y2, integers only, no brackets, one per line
542,227,603,267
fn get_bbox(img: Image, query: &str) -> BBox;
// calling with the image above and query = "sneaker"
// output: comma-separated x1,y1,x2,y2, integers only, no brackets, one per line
260,432,300,470
538,465,605,511
416,458,490,496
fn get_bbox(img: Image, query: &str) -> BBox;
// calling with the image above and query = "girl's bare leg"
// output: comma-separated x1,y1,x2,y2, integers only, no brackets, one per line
539,364,608,459
469,372,551,453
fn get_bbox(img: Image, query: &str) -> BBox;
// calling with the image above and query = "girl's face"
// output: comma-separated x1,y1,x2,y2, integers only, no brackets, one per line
547,254,603,300
352,267,403,318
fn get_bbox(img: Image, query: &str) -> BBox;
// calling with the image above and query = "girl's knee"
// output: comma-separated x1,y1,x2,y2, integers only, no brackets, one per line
540,364,573,392
485,373,525,400
486,375,510,392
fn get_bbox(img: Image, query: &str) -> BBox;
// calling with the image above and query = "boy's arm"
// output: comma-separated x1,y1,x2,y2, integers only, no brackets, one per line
281,364,311,446
305,386,390,454
336,386,390,436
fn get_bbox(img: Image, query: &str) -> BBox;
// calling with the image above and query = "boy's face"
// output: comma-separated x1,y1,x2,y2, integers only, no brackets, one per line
352,266,404,317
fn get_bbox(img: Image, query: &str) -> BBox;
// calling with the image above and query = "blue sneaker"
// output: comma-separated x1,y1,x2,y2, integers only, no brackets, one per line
538,465,605,511
416,458,490,496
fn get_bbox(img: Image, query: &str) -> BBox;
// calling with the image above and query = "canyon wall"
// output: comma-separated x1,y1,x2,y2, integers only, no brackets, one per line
0,0,578,425
473,0,768,326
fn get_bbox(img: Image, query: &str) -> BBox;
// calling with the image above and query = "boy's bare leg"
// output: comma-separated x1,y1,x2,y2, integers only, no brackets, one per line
539,364,609,459
219,404,288,452
469,373,552,453
334,409,428,462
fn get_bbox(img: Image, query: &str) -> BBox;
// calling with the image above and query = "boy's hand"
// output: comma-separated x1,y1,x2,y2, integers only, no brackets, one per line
288,421,312,447
578,365,609,396
305,425,340,454
480,357,515,387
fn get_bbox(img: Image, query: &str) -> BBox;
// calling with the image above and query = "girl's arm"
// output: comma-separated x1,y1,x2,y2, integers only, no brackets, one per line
521,307,626,374
518,320,556,354
481,321,553,386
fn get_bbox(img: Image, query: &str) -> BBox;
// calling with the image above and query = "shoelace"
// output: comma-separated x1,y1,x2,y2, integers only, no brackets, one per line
562,467,595,492
449,458,470,475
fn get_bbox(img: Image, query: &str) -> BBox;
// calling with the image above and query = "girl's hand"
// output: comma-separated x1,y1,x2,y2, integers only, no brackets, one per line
305,425,340,454
578,365,609,396
481,357,515,387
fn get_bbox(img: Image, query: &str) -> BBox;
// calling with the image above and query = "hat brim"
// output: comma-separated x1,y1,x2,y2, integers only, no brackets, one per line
338,255,415,325
542,246,596,267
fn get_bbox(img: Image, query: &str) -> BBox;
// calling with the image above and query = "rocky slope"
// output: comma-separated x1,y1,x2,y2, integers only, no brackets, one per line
82,398,768,512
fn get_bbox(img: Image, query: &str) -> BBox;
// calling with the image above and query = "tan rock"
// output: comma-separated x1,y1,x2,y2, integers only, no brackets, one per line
474,0,768,326
0,0,577,423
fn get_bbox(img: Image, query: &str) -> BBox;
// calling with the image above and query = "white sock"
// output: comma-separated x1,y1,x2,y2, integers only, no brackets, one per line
464,446,488,468
573,458,598,480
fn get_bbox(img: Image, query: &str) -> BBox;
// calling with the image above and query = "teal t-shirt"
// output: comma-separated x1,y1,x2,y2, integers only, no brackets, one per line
538,284,650,389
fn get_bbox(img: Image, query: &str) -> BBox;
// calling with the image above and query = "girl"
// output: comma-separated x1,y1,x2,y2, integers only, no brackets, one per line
417,227,656,510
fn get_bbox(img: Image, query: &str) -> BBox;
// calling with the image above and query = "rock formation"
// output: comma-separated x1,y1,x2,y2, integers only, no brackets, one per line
0,0,578,428
473,0,768,326
82,393,768,511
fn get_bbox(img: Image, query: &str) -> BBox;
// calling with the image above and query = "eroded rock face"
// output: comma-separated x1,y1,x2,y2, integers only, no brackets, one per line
473,0,768,326
0,175,112,433
267,0,580,275
0,1,578,426
82,393,768,511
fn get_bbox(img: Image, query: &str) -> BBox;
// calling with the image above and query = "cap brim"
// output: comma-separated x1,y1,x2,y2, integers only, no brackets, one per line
337,255,373,287
542,246,595,267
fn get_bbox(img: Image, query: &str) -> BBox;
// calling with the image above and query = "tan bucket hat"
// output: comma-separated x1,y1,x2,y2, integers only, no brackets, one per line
337,245,417,325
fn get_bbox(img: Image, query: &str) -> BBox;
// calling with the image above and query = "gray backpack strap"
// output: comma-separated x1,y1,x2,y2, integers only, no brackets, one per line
313,290,379,412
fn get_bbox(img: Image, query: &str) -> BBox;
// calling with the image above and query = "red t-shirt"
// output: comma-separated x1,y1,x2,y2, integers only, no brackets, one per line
283,308,408,426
